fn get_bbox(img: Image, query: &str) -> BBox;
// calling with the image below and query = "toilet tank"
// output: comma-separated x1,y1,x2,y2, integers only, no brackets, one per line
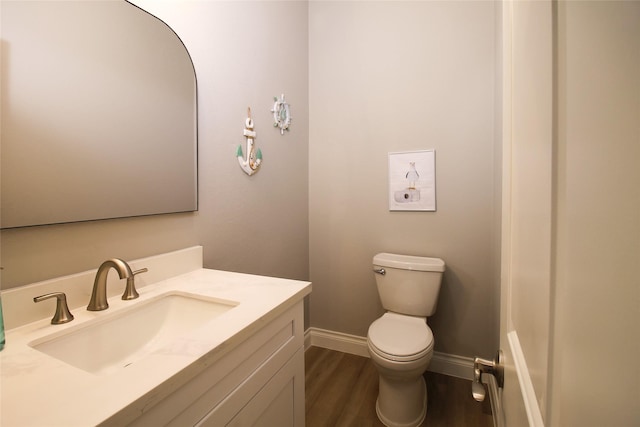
373,253,445,317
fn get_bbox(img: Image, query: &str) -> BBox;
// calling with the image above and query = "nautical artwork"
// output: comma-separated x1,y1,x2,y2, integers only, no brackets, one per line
388,150,436,211
237,107,262,176
271,94,291,135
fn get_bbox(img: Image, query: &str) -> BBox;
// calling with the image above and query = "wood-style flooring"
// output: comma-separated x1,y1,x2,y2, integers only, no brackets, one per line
305,346,493,427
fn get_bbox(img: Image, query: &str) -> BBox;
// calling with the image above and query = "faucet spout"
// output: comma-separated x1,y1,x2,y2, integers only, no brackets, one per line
87,259,133,311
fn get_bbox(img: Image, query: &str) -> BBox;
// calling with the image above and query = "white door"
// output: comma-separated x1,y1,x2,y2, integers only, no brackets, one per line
499,1,553,425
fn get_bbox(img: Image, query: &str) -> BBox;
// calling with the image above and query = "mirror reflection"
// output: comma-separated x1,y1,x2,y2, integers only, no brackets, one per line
1,0,197,229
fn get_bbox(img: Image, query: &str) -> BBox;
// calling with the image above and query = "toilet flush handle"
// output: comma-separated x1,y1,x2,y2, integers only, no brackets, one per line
373,268,386,275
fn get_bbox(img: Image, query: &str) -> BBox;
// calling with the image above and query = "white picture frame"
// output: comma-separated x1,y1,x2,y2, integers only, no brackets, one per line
388,150,436,211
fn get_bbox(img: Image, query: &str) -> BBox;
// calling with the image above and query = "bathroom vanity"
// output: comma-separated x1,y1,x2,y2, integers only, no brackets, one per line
0,247,311,426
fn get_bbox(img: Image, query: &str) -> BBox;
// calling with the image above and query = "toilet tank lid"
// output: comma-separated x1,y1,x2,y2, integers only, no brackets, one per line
373,253,445,272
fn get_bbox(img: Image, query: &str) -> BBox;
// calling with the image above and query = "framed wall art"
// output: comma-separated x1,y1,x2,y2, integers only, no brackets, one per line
388,150,436,212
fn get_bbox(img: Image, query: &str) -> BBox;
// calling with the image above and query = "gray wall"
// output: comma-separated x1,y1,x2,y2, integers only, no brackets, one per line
2,1,638,422
2,1,499,362
0,1,309,288
308,1,500,358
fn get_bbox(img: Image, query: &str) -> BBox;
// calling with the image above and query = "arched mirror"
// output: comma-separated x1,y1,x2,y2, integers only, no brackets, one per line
1,0,197,229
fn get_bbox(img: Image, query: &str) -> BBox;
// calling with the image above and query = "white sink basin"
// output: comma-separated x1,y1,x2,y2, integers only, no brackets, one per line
29,292,238,375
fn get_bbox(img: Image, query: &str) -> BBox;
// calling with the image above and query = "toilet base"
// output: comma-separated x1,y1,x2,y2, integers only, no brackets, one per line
375,374,427,427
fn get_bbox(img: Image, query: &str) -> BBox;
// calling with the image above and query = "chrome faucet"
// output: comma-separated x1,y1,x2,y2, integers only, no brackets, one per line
87,258,143,311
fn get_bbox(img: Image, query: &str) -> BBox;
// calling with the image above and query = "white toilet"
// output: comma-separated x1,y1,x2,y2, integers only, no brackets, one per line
367,253,446,427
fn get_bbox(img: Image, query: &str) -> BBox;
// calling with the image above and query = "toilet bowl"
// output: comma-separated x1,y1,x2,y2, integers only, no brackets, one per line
367,313,434,427
368,253,445,427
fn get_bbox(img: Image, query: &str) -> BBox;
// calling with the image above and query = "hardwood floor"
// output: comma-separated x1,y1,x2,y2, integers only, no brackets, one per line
305,347,493,427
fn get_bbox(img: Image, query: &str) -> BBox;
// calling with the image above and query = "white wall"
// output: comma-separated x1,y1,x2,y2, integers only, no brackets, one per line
551,1,640,425
308,1,500,359
0,1,309,288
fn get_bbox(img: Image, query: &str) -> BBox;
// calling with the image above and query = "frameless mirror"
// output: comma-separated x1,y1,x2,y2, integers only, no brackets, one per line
1,0,197,229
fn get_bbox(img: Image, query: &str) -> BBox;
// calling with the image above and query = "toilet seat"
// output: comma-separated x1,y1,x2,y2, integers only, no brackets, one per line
368,312,434,362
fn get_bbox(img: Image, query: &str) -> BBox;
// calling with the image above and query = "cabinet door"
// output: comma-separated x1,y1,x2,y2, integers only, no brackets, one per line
198,347,305,427
122,302,304,427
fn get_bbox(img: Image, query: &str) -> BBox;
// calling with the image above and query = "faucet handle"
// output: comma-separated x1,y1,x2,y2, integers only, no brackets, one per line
34,292,74,324
122,268,148,301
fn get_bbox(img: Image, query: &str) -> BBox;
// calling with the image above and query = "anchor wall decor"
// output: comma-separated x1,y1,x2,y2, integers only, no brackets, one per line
237,107,262,176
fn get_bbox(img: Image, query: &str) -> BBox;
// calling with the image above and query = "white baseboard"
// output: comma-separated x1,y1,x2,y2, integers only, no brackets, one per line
305,327,370,357
429,351,475,380
305,327,474,380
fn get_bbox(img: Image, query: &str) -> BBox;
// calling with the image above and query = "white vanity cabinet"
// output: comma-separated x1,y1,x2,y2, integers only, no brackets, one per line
108,301,306,427
1,248,311,427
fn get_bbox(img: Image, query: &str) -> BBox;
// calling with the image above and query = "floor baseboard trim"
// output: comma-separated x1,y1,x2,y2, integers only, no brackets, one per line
305,327,474,380
305,327,369,357
430,351,475,381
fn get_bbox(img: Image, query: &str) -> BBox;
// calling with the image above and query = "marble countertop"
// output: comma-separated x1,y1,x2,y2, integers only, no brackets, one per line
0,268,311,426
